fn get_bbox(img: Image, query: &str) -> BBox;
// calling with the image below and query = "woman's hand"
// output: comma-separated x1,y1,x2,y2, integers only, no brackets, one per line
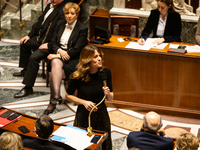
47,54,59,60
102,86,113,101
152,37,165,45
138,38,145,45
102,86,110,95
82,101,97,112
58,49,70,61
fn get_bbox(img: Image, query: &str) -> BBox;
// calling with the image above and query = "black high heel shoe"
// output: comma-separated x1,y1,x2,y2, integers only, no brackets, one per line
43,96,63,115
58,96,63,104
50,96,63,105
44,102,56,115
43,108,55,115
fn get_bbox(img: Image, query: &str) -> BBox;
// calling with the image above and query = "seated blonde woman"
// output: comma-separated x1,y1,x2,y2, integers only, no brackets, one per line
0,132,23,150
176,132,199,150
44,2,88,115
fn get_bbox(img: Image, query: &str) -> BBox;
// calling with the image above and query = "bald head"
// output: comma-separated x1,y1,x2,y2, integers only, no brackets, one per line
143,111,162,132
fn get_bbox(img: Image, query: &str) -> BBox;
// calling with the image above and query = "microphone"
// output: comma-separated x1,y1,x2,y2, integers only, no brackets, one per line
87,71,107,135
101,71,107,87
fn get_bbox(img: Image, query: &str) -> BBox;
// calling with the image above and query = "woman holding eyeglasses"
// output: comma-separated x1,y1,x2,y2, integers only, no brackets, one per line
138,0,181,45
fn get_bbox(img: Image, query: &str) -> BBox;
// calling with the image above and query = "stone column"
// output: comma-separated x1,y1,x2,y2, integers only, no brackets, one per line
196,0,200,16
113,0,125,8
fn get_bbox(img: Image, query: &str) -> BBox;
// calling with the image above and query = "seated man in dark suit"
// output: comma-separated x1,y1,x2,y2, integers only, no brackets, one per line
127,111,174,150
23,115,64,150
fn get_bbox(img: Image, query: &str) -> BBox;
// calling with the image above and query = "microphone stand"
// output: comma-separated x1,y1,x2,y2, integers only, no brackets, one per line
87,81,107,136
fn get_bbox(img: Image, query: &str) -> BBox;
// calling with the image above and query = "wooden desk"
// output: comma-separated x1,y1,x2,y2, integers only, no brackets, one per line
89,8,109,39
0,107,107,150
91,35,200,118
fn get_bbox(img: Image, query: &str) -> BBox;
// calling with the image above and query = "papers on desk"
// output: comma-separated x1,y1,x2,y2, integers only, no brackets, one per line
125,38,168,50
169,44,200,53
117,38,124,42
51,125,94,150
186,45,200,53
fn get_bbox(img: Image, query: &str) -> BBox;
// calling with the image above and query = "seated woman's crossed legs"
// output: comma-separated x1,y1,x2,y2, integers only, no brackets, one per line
44,58,66,115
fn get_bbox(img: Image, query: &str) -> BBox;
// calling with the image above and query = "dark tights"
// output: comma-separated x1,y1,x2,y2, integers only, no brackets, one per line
47,58,66,110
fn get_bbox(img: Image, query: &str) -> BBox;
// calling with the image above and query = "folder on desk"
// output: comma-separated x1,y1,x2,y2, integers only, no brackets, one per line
168,48,187,54
168,44,187,54
0,109,21,127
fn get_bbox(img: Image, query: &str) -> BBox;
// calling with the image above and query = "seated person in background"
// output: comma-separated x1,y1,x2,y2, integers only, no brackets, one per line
13,0,66,98
23,115,64,150
195,17,200,45
127,111,174,150
176,132,199,150
43,2,88,115
138,0,181,45
0,131,23,150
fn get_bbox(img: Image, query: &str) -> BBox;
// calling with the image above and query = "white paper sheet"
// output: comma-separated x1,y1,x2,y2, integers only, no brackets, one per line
169,44,180,49
117,38,124,42
153,43,168,49
186,45,200,53
125,38,167,50
51,125,93,150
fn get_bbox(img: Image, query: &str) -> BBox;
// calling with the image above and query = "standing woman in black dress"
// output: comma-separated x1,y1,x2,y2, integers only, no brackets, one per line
65,45,113,150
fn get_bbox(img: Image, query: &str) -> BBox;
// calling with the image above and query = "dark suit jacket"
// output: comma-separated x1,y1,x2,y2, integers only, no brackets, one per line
28,2,65,44
23,138,64,150
49,20,88,59
127,131,174,150
141,9,181,42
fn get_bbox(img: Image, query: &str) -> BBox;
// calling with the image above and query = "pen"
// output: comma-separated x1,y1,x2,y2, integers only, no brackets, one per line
13,118,21,124
141,38,144,43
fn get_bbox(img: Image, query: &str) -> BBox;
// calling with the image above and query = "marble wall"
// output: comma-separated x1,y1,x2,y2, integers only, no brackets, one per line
1,0,113,40
79,0,113,38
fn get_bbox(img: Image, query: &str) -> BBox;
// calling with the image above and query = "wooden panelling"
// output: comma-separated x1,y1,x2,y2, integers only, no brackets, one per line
92,35,200,118
89,8,109,39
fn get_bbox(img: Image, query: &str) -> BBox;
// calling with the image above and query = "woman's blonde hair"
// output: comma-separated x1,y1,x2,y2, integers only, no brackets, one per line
0,132,23,150
176,132,199,150
71,45,104,82
63,2,80,15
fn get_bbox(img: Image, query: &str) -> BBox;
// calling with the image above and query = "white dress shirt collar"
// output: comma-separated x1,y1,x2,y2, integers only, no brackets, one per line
156,14,168,37
65,19,77,30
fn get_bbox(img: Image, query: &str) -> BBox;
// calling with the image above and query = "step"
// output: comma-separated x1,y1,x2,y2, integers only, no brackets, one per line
12,4,36,20
1,1,46,40
1,12,16,29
